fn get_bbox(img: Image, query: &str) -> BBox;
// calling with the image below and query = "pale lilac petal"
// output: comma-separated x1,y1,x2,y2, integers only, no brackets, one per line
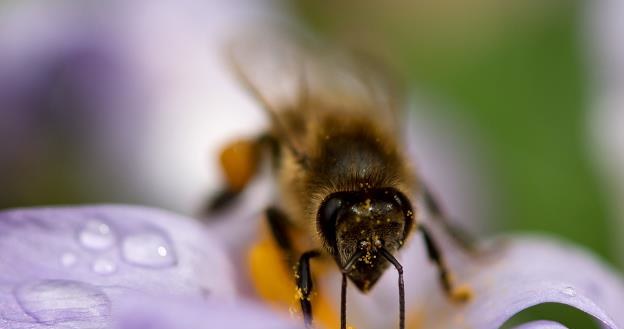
311,233,624,329
0,206,236,328
417,236,624,329
115,297,303,329
512,320,569,329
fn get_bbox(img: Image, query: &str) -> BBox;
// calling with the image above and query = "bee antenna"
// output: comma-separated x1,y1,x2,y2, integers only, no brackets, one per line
339,249,364,329
379,248,405,329
341,272,348,329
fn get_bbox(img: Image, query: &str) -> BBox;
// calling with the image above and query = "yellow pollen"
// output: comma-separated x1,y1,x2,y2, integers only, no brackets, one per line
295,287,303,300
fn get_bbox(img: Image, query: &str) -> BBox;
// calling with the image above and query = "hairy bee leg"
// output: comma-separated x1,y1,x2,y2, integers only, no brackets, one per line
296,250,321,328
203,189,239,213
200,134,279,216
422,183,477,253
420,225,473,303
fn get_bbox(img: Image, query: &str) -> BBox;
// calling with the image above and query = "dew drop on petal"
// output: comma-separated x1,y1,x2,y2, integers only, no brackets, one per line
78,219,115,251
92,259,116,275
562,286,577,297
14,280,110,325
60,252,77,267
157,246,167,257
121,232,176,268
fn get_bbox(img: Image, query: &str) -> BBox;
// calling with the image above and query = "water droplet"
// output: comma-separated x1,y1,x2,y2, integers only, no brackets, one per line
60,252,77,267
121,231,176,268
78,219,115,251
14,280,110,325
92,258,116,275
562,286,577,297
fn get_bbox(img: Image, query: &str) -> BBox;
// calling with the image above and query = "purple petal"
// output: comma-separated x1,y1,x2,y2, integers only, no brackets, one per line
114,296,303,329
512,320,569,329
415,236,624,329
305,233,624,329
0,205,236,328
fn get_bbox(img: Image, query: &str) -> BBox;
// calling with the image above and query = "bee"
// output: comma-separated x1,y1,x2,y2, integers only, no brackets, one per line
205,32,474,329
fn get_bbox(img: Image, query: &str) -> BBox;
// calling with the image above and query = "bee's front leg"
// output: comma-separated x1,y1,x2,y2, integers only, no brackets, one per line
265,208,321,328
422,183,477,253
296,250,321,328
265,207,296,265
419,224,473,303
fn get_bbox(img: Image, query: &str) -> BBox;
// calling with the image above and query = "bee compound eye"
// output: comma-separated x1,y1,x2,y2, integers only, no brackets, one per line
392,192,404,208
317,195,347,251
319,196,343,225
388,189,413,215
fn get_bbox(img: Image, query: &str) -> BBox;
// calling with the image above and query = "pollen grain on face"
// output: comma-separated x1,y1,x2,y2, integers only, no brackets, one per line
294,286,304,300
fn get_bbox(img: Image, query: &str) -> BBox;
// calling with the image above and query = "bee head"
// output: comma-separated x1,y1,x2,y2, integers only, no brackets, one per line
317,188,414,291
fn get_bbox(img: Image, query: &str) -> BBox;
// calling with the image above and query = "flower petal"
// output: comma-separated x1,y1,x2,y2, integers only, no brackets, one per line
511,320,569,329
307,233,624,329
415,236,624,329
114,296,303,329
410,237,624,328
0,205,236,327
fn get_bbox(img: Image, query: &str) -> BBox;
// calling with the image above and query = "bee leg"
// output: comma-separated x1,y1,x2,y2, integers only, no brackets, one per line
203,189,240,214
422,183,477,253
420,225,473,303
296,250,321,328
266,207,296,266
200,134,279,216
264,208,321,327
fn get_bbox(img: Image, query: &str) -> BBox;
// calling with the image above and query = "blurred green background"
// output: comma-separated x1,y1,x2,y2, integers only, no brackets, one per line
293,0,613,265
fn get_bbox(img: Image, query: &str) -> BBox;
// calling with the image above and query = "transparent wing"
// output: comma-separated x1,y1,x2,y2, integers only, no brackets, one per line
226,28,406,155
